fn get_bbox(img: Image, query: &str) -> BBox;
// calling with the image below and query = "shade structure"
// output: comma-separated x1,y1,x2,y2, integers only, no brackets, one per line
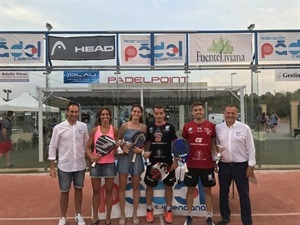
0,92,59,112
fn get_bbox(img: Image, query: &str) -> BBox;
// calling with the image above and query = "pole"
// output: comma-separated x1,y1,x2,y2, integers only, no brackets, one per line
230,73,237,104
250,70,254,124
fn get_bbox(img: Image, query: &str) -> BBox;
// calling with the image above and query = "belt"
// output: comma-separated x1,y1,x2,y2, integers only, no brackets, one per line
220,161,247,166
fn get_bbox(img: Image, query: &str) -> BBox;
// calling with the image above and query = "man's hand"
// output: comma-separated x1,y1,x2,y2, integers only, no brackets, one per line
49,167,57,178
171,159,178,171
246,166,255,178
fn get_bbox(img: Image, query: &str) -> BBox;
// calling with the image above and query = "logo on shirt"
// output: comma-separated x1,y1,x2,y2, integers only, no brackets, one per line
236,131,242,136
155,149,163,157
78,129,84,134
165,125,170,132
204,128,212,135
195,138,202,143
188,127,193,133
195,150,203,160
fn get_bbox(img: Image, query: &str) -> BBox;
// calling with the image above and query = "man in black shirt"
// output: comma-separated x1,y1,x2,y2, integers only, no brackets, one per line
143,105,178,224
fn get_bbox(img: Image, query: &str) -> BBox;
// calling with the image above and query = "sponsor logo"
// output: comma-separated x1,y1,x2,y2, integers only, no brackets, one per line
124,39,183,62
107,76,187,84
260,36,300,59
195,138,202,143
0,37,41,61
276,71,300,81
99,183,119,213
196,36,246,62
51,41,66,56
195,150,203,159
63,71,99,84
124,178,206,211
51,40,114,55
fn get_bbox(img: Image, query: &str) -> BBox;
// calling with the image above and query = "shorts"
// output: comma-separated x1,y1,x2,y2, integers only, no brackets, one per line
0,141,12,153
57,168,86,192
90,163,117,178
144,165,176,187
117,153,144,176
183,167,216,188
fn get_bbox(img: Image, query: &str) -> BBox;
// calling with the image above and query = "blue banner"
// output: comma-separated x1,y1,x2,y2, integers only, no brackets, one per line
63,70,99,83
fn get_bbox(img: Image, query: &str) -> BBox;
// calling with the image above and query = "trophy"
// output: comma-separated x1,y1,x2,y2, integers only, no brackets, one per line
117,139,124,154
144,151,152,166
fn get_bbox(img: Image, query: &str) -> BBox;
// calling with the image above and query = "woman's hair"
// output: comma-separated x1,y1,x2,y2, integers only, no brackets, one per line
94,107,112,126
129,104,144,123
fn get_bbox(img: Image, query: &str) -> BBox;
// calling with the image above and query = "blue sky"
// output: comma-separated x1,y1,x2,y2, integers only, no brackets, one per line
0,0,299,99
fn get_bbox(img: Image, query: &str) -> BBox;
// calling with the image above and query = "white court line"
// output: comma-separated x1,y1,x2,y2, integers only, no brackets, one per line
159,215,164,224
1,212,300,221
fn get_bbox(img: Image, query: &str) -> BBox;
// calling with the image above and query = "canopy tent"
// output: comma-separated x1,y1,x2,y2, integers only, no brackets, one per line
1,92,60,112
0,98,9,108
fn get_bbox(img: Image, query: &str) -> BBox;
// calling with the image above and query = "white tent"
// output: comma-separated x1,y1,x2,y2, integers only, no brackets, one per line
1,92,60,112
0,98,12,111
0,98,9,106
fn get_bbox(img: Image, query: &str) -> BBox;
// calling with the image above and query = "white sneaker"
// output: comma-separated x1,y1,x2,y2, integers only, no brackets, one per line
58,217,67,225
75,214,86,225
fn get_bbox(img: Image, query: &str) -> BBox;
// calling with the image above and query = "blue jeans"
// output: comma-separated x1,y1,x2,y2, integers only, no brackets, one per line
90,163,117,178
58,168,86,192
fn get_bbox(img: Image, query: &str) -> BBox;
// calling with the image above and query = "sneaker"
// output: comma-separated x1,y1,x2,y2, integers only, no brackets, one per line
206,217,215,225
217,218,230,225
146,209,154,223
75,214,85,225
183,215,193,225
58,217,67,225
164,210,173,224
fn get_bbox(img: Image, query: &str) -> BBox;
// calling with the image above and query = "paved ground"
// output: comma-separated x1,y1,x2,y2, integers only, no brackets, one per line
0,170,299,225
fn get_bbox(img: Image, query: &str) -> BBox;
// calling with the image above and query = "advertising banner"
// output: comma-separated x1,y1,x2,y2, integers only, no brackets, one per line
0,71,29,82
120,34,186,65
258,32,300,62
63,70,99,83
189,33,252,65
97,166,207,219
275,69,300,81
0,34,44,64
101,71,188,84
49,36,115,60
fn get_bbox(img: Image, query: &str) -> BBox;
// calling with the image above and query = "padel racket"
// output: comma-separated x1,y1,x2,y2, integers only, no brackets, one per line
91,135,116,167
150,162,171,181
172,139,190,173
131,131,147,163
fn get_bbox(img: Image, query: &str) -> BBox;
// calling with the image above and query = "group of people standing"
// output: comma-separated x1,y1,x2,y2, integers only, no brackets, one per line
260,111,279,133
48,101,256,225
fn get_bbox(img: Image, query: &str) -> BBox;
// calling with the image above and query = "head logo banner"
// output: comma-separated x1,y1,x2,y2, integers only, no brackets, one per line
189,33,252,65
120,34,186,65
49,36,115,60
259,32,300,62
275,69,300,81
0,34,44,64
